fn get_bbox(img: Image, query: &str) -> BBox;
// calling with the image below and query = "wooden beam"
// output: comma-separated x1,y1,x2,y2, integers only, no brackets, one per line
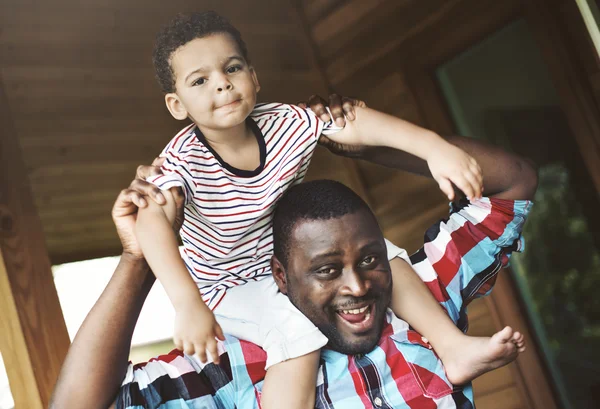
0,74,70,407
290,0,373,207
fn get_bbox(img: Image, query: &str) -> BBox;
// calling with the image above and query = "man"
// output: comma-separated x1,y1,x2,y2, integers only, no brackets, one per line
50,97,536,409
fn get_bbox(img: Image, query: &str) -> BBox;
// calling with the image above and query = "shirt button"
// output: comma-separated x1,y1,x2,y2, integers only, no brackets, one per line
374,397,383,407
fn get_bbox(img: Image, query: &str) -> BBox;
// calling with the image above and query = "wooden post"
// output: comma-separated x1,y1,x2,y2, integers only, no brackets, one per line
0,75,70,407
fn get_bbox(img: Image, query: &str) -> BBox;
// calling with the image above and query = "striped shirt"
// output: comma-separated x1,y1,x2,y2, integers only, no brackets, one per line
117,197,533,409
148,103,340,310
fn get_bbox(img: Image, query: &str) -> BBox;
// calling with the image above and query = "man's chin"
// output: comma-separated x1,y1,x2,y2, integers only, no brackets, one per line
320,304,387,355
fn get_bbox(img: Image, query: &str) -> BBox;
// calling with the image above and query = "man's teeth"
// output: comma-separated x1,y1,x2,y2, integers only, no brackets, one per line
340,305,369,315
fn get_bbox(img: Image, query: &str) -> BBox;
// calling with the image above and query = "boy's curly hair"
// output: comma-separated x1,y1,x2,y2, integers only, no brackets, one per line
152,11,249,93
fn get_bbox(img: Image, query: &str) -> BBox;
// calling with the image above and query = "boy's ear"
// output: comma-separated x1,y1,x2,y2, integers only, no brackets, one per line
250,66,261,93
270,255,288,294
165,93,188,120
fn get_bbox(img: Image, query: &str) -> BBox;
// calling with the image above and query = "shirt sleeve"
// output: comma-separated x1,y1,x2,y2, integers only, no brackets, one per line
298,105,344,139
409,197,532,330
146,130,197,206
115,339,265,409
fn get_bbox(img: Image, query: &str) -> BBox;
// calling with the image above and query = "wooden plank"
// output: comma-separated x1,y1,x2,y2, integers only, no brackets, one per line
0,74,70,407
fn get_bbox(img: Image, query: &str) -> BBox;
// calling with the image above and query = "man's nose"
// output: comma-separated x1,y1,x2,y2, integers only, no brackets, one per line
340,269,369,297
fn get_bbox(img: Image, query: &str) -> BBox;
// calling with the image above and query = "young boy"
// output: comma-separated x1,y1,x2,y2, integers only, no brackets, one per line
136,11,525,408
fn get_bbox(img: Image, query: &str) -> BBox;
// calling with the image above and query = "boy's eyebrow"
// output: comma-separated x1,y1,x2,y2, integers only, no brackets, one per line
184,55,246,83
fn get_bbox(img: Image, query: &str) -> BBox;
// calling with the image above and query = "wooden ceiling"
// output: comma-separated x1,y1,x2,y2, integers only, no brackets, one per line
1,0,504,264
1,0,340,264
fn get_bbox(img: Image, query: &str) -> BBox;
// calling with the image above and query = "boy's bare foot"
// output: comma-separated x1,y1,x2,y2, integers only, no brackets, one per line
442,326,526,385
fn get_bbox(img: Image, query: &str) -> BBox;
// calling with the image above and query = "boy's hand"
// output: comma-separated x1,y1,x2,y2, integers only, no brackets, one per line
111,157,185,257
299,94,368,157
174,299,225,364
428,143,483,200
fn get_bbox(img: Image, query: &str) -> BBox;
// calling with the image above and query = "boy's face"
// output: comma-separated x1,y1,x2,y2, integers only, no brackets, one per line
166,33,260,130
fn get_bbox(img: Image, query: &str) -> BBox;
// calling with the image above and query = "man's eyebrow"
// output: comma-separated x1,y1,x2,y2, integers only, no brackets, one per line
309,250,343,265
359,240,386,254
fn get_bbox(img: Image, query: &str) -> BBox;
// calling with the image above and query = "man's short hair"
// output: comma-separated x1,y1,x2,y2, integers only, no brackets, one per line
273,180,377,267
152,11,249,94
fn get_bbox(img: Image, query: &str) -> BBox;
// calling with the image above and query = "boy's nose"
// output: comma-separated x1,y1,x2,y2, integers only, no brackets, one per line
217,83,233,92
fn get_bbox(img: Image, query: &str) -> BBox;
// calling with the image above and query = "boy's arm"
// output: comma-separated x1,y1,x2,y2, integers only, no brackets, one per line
135,194,200,312
306,95,537,201
321,105,483,200
135,192,224,362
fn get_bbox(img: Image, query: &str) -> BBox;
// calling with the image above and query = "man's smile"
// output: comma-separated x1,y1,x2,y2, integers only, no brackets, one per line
335,302,376,332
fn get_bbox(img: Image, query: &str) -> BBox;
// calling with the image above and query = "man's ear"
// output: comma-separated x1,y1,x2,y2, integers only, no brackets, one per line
270,255,287,294
250,66,261,93
165,93,188,120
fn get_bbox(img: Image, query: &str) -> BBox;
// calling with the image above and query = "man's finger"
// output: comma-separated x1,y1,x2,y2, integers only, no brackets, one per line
297,101,307,109
136,163,163,181
341,97,356,121
129,179,166,204
328,94,346,127
307,94,330,122
151,156,166,167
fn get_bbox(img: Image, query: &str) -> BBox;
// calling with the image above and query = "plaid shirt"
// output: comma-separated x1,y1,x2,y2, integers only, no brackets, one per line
117,197,532,409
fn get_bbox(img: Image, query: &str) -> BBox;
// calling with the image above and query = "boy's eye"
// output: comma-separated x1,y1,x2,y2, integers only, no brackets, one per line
192,78,206,86
359,256,377,267
226,65,241,74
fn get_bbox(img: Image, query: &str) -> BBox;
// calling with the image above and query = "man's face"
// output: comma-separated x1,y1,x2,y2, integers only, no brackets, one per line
281,211,392,355
168,33,260,130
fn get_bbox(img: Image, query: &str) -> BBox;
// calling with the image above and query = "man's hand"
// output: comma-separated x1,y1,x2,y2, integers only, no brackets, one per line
299,94,368,158
111,157,185,258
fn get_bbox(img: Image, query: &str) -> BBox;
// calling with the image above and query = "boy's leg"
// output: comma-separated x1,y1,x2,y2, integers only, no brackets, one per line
389,256,526,385
214,277,327,407
261,351,320,409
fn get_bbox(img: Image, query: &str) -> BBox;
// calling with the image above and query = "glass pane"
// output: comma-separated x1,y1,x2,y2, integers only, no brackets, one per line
0,352,14,409
436,19,600,409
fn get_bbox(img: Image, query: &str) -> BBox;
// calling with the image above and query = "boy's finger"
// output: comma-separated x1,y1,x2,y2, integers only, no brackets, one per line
174,337,184,351
455,176,476,200
438,178,454,200
183,341,195,356
208,339,220,365
463,172,482,198
196,346,208,363
215,324,225,341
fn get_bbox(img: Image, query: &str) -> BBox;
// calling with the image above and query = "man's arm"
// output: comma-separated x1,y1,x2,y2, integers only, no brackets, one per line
305,95,538,201
50,165,184,409
50,255,154,409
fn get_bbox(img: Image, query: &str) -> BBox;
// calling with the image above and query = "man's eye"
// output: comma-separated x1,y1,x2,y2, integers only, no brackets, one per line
226,65,241,74
192,78,206,86
316,267,337,276
359,256,377,267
